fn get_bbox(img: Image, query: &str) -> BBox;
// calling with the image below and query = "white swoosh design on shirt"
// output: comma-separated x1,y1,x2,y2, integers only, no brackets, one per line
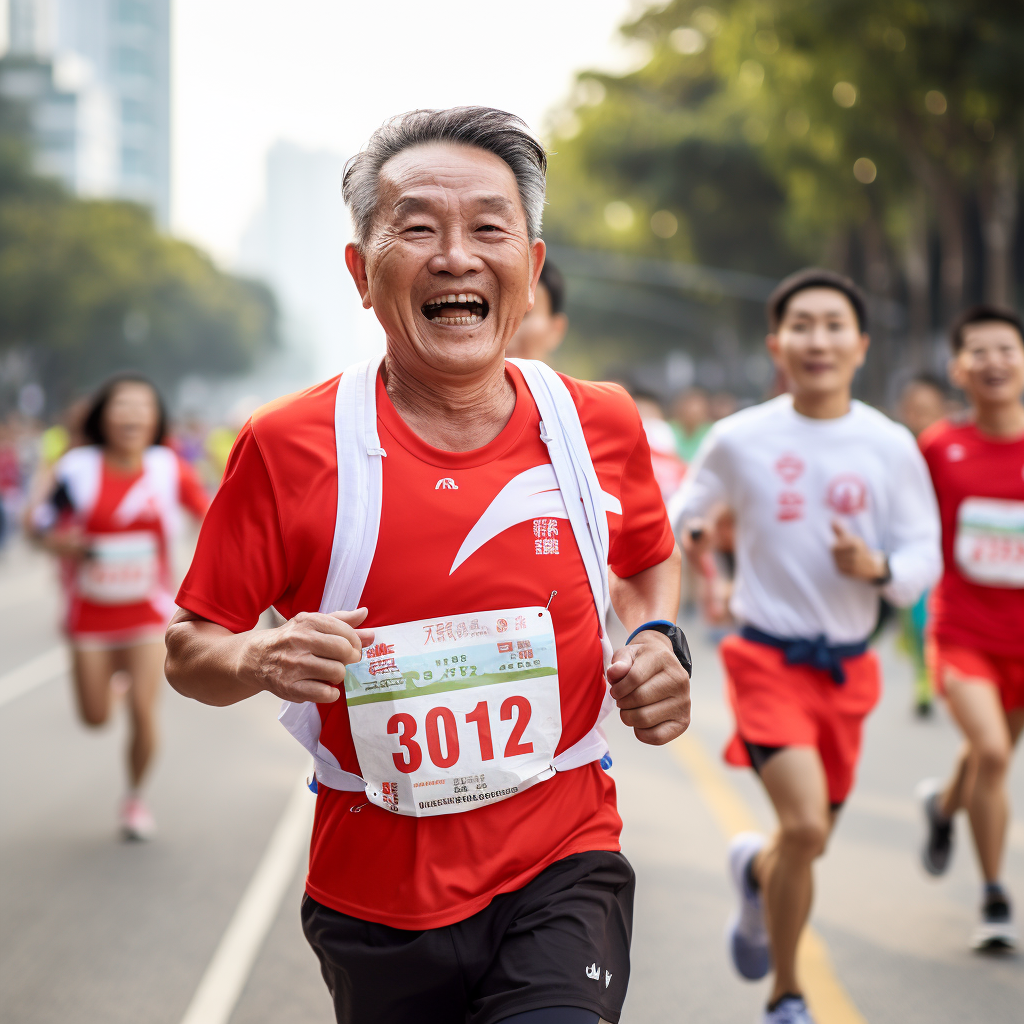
449,464,623,576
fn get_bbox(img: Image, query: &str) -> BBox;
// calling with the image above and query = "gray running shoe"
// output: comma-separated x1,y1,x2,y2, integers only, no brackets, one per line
761,994,816,1024
726,831,771,980
915,778,953,876
971,887,1018,952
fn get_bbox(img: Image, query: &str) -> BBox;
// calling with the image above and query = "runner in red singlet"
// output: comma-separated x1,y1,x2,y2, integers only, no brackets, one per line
916,306,1024,951
27,374,207,839
164,108,690,1024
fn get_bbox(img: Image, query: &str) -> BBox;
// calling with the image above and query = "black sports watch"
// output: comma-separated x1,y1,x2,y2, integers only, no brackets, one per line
625,619,693,677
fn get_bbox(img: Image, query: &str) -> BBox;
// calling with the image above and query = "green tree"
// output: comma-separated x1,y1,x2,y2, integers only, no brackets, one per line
0,91,277,412
546,0,1024,382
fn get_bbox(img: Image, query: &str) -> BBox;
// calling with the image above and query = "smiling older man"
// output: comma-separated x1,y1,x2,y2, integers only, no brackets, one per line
165,107,689,1024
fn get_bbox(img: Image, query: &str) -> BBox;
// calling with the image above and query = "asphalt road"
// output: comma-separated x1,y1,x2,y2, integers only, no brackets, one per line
1,539,1022,1024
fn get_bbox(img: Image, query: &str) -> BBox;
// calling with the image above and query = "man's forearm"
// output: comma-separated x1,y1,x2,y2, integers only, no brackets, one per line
164,611,259,707
609,546,682,634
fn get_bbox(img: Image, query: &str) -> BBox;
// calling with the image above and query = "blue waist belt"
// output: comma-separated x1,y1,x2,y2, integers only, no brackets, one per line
740,626,868,684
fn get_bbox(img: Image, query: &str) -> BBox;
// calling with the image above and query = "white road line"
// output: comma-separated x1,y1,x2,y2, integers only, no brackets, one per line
0,646,68,710
179,775,315,1024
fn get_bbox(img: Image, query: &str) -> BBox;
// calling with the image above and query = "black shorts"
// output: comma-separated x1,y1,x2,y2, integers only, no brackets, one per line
301,850,634,1024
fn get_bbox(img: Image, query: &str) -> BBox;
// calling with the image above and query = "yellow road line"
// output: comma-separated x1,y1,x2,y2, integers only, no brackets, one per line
672,733,869,1024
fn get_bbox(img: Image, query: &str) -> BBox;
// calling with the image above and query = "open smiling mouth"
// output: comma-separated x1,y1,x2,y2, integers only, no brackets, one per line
421,292,489,327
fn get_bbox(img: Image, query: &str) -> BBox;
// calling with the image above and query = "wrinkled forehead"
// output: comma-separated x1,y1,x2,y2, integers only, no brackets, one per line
781,286,859,325
376,142,525,225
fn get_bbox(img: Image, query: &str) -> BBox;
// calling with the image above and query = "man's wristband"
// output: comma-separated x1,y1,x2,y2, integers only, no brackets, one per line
625,619,692,676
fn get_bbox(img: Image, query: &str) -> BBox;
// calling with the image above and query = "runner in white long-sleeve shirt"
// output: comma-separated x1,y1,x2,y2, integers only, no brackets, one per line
668,268,941,1024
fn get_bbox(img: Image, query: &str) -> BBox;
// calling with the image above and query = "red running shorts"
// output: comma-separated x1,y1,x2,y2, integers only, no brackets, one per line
719,634,881,805
930,641,1024,713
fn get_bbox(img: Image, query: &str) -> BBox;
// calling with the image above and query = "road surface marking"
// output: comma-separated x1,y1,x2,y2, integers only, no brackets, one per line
673,732,869,1024
179,775,315,1024
0,646,68,710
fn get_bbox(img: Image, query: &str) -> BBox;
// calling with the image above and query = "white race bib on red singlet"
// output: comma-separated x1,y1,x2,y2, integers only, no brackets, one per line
77,532,159,604
954,497,1024,588
344,606,562,817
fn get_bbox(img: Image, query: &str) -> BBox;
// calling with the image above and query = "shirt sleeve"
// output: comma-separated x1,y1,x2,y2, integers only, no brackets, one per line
607,409,676,579
881,428,942,607
175,423,288,632
176,456,210,520
666,424,730,532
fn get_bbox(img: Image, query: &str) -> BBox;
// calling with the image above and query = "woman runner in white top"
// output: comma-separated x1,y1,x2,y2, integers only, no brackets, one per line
27,375,207,840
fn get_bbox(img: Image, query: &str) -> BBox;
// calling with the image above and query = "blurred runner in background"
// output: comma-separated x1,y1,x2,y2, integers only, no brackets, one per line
632,389,687,499
896,373,949,716
670,387,711,464
710,390,739,422
25,374,207,840
670,388,711,617
917,306,1024,952
505,258,568,362
670,269,941,1024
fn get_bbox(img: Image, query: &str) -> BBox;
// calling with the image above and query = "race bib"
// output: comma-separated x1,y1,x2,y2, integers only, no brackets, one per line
955,498,1024,588
77,532,160,604
344,607,561,817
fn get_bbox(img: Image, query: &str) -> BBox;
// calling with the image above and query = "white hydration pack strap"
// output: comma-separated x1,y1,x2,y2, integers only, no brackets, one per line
278,356,618,790
508,358,619,772
278,355,385,792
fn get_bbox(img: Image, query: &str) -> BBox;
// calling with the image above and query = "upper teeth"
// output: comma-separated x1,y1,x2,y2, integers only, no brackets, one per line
425,293,484,306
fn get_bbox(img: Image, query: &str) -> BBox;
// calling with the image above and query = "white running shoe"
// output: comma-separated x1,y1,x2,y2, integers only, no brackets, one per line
761,994,815,1024
120,795,155,841
971,887,1018,952
726,831,771,980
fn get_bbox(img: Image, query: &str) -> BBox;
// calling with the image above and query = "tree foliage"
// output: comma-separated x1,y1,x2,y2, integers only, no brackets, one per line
0,97,277,412
545,0,1024,376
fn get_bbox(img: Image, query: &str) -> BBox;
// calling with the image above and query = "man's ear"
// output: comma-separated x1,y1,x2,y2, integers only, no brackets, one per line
765,333,782,364
526,239,546,312
345,243,373,310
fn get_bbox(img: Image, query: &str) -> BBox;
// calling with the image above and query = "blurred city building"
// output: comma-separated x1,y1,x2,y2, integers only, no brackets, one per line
236,140,383,385
0,0,170,225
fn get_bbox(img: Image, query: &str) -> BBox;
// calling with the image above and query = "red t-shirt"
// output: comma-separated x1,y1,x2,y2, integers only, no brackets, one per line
68,453,208,639
177,363,674,929
920,418,1024,656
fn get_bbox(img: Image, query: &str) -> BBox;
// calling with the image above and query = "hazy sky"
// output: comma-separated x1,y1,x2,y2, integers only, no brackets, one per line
171,0,646,262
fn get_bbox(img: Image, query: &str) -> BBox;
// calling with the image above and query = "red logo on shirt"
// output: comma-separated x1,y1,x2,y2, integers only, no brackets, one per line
777,491,805,521
775,453,805,484
826,474,867,515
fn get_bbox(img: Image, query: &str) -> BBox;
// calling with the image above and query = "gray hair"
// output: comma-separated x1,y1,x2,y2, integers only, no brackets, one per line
342,106,548,246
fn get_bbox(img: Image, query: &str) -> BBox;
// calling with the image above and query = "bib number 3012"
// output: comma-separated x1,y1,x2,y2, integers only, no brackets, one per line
388,696,535,773
344,607,562,817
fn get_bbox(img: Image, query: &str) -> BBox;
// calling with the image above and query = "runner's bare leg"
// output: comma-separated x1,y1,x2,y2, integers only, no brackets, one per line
70,647,117,727
118,641,165,789
751,747,833,1002
943,678,1016,882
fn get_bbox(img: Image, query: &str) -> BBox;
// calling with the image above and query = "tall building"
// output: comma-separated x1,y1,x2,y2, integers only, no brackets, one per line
0,0,171,225
237,141,383,383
